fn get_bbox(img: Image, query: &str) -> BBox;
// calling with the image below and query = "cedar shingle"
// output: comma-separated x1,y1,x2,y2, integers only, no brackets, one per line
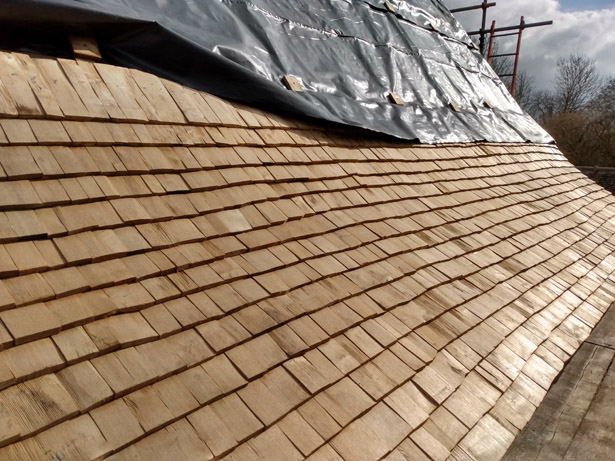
2,338,64,381
84,312,157,351
0,303,60,344
56,361,113,412
90,399,145,450
52,327,99,364
211,394,263,443
1,374,79,437
1,49,615,460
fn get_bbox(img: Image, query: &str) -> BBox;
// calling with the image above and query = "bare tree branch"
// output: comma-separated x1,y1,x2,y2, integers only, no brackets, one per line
513,71,534,112
555,53,602,112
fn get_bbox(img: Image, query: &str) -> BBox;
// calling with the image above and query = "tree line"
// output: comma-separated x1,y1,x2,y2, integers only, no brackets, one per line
488,44,614,167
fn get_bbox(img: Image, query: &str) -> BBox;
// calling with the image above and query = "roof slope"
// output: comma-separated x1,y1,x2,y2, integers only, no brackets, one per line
0,0,552,144
0,52,614,460
504,305,615,460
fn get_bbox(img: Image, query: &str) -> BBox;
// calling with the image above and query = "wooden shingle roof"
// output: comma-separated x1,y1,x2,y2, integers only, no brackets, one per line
0,51,614,460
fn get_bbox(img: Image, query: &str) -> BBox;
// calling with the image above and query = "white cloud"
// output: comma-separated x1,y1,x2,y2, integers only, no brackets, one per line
443,0,615,89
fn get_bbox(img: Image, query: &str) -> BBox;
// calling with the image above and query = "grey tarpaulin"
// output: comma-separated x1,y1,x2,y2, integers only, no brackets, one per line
0,0,553,144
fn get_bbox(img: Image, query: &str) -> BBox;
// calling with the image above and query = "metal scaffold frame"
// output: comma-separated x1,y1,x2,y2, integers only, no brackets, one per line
452,2,552,95
450,0,496,54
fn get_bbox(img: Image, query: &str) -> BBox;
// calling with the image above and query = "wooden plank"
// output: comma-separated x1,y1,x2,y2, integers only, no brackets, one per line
0,53,39,116
33,57,90,118
0,120,37,144
0,400,20,447
459,415,515,461
162,79,212,124
388,92,404,106
210,393,263,443
187,405,238,456
124,386,173,432
29,120,71,144
57,361,113,412
107,418,212,460
0,146,41,179
1,373,79,437
121,70,164,122
199,91,243,126
58,58,109,119
3,272,55,306
0,79,18,118
94,63,148,122
0,302,60,344
0,124,7,145
35,414,110,460
68,36,102,61
1,338,64,381
90,399,144,450
13,53,63,118
278,411,325,457
248,425,303,460
84,312,157,351
128,69,185,123
52,327,99,364
282,75,303,92
76,60,126,119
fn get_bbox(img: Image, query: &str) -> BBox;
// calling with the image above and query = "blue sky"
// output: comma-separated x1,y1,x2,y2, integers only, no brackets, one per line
560,0,615,11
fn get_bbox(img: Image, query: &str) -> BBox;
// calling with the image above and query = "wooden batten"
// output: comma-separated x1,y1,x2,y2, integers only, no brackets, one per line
282,75,304,93
68,36,103,62
388,92,405,106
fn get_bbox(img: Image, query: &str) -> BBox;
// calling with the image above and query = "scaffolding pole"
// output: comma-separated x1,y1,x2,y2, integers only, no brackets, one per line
469,19,554,36
486,20,495,63
510,17,524,95
483,17,552,95
452,3,553,96
450,1,496,54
